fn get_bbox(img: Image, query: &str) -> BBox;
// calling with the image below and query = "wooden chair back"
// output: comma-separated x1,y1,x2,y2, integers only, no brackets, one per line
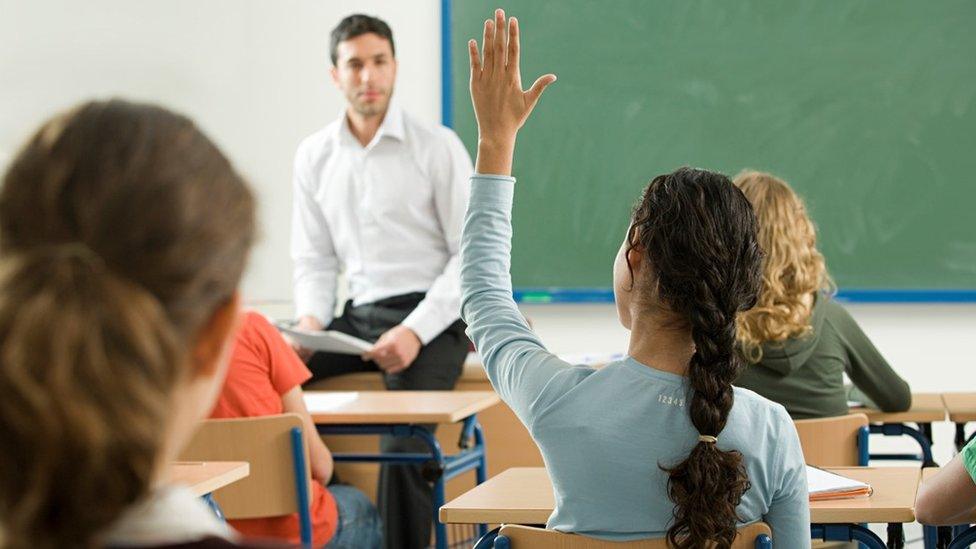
794,413,869,467
179,413,310,519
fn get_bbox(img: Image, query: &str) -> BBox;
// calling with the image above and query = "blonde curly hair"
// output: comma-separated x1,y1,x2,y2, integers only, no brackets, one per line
733,170,834,363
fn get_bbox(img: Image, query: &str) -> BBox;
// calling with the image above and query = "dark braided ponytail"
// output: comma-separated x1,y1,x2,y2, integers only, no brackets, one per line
627,167,764,548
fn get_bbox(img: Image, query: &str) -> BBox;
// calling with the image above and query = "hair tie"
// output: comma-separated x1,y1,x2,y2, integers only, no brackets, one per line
698,435,718,444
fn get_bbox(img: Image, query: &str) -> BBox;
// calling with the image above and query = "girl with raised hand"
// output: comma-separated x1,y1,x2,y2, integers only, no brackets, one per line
460,9,810,547
0,100,277,549
733,170,911,419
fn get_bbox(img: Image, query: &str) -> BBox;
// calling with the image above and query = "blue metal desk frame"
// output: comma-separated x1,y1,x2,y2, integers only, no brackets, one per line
317,414,488,549
868,421,936,467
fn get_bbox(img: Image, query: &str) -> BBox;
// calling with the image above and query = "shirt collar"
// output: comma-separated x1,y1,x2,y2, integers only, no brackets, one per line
336,100,405,149
101,485,237,546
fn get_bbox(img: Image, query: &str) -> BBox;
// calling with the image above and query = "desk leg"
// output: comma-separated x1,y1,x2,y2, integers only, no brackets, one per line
408,426,449,549
887,522,904,549
473,419,489,540
923,524,944,549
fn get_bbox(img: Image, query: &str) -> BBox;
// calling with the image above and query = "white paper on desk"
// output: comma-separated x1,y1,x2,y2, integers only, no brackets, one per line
806,465,872,500
847,400,864,408
304,392,358,412
275,321,372,355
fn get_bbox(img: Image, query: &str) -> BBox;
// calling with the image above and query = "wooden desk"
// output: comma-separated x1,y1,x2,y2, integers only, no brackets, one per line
440,466,919,525
809,467,919,524
854,392,945,466
441,466,919,548
304,390,500,424
169,461,249,497
307,390,500,549
856,393,946,424
941,393,976,451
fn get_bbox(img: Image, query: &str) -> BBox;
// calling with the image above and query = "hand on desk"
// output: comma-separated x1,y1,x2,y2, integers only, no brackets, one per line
364,325,422,374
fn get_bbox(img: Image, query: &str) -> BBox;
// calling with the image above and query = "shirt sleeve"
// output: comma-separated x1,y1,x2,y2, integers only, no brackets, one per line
460,175,591,426
247,313,312,395
763,407,812,547
829,302,912,413
962,437,976,484
290,143,340,326
402,129,473,344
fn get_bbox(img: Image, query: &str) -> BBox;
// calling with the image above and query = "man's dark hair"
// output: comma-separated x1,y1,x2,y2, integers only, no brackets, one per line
330,14,395,65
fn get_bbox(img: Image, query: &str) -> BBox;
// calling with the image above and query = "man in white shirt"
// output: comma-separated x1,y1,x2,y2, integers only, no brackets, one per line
290,14,472,549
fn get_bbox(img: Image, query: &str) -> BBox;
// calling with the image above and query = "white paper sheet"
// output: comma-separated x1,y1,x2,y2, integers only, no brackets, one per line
303,392,359,412
275,321,373,355
806,465,872,498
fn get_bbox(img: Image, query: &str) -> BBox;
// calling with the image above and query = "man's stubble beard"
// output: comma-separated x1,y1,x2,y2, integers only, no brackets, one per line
349,90,391,118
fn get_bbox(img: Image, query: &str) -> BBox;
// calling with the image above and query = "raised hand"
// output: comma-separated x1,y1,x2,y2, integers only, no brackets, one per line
468,8,556,175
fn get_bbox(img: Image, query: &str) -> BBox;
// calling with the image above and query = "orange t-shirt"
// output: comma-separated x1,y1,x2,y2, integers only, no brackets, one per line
210,311,338,546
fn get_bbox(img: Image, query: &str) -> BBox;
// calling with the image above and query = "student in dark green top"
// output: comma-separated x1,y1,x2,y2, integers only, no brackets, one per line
732,171,911,419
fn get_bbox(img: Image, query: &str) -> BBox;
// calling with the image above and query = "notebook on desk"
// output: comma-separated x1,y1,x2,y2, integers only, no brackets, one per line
807,465,873,501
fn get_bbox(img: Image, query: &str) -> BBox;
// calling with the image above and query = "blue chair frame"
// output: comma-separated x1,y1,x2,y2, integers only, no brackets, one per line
290,426,314,548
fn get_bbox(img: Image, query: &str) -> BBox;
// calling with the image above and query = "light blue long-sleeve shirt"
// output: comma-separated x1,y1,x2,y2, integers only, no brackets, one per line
460,174,810,546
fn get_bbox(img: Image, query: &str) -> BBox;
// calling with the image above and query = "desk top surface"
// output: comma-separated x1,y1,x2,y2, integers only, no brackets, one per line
304,390,500,424
854,392,946,423
941,393,976,422
440,466,920,525
169,461,250,497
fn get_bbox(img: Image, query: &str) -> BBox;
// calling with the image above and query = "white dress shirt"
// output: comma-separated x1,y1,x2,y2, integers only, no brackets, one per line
291,102,473,344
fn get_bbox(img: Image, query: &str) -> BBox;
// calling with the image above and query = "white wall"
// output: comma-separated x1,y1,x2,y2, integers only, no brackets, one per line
5,1,975,469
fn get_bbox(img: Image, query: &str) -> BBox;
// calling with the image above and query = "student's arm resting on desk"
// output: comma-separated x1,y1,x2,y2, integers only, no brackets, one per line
916,444,976,525
763,407,811,547
291,143,339,329
830,304,912,412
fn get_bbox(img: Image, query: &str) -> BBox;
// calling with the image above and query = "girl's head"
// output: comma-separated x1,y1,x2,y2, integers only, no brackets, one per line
732,170,833,363
612,166,764,548
0,99,256,548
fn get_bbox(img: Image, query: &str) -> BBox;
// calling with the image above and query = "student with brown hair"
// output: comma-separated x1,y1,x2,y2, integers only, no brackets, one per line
0,99,276,549
733,170,911,419
459,10,809,547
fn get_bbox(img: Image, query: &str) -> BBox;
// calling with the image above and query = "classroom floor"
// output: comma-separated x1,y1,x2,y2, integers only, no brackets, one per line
864,421,958,547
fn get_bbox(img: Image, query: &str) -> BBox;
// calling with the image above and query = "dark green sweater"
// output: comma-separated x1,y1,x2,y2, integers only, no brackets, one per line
735,296,912,420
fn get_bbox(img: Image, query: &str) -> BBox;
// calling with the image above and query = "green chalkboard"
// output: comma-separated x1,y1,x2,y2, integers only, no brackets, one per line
451,1,976,292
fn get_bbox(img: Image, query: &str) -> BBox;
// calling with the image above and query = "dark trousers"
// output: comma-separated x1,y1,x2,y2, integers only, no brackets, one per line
306,292,468,549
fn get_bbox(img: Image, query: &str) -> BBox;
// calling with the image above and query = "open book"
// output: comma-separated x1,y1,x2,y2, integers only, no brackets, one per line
274,321,373,355
807,465,873,501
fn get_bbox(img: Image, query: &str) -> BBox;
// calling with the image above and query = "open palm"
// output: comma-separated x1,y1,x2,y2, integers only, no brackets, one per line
468,9,556,174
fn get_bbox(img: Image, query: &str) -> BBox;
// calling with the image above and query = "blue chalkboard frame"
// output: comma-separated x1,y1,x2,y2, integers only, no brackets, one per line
439,0,975,304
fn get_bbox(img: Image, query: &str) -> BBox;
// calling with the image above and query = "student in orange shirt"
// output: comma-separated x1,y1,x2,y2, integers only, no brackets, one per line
210,311,381,548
